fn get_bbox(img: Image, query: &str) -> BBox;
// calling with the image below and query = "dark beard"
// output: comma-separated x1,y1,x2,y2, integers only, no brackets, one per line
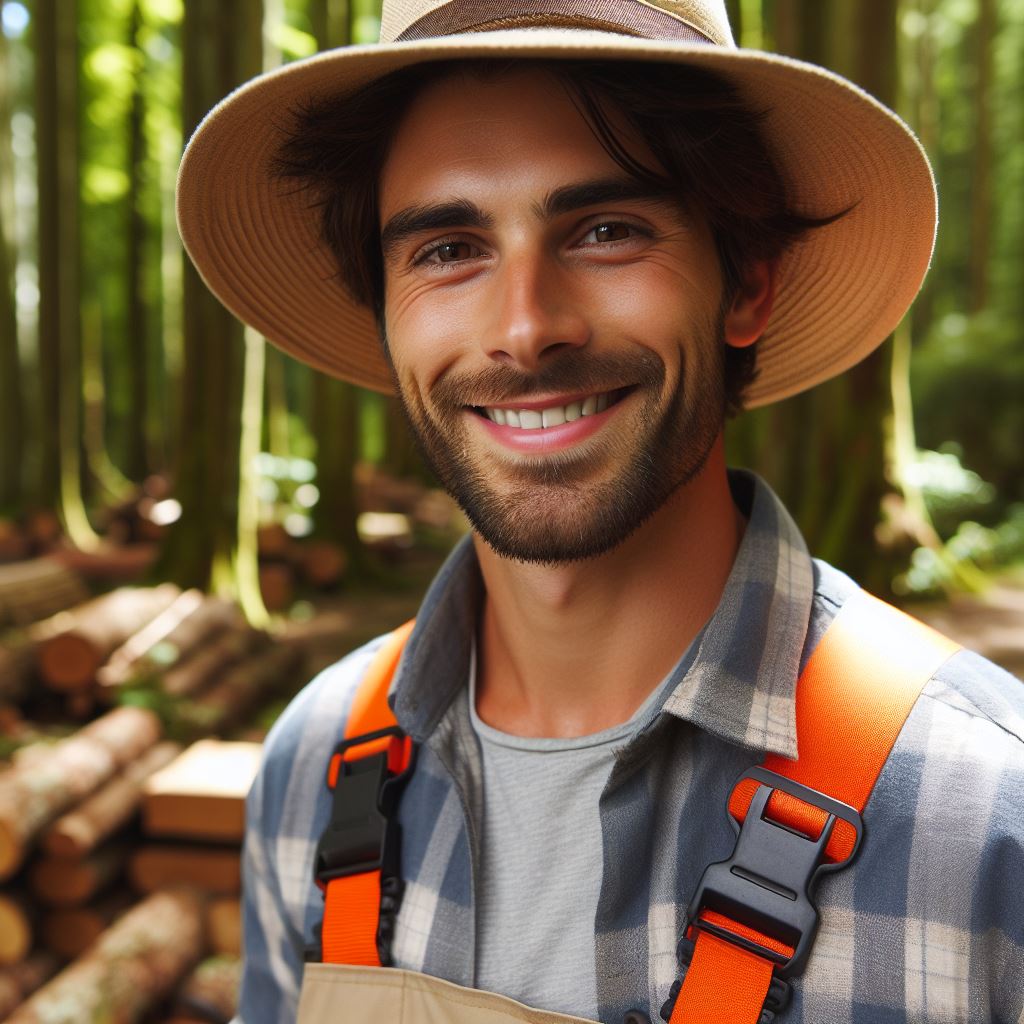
389,328,726,565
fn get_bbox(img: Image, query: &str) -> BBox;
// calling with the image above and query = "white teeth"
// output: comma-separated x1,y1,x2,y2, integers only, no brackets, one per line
484,392,615,429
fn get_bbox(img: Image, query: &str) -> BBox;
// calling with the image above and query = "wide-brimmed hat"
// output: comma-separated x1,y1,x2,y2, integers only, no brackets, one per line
176,0,936,408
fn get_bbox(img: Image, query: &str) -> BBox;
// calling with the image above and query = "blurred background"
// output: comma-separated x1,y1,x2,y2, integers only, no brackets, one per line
0,3,1020,1020
0,0,1021,611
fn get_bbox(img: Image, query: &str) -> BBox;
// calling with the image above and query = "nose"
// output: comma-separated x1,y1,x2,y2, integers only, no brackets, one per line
483,251,590,371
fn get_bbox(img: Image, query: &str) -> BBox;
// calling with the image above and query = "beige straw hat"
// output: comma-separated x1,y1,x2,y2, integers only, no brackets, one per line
176,0,936,408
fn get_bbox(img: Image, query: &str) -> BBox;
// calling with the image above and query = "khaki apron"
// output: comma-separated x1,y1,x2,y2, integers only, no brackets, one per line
297,963,601,1024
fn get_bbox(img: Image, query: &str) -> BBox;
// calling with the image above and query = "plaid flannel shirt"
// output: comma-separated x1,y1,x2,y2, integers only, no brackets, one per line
236,471,1024,1024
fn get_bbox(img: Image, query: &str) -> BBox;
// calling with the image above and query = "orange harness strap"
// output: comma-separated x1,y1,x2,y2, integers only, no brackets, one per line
317,620,415,966
313,593,959,1024
667,591,960,1023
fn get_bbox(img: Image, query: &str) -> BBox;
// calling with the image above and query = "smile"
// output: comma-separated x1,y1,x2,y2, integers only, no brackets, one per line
475,389,625,430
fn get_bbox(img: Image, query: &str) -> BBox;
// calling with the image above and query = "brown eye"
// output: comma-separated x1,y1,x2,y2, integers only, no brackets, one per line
436,241,476,262
593,223,631,243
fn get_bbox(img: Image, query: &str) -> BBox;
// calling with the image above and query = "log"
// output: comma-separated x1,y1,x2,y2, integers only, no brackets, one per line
29,842,128,907
0,634,36,704
256,522,292,559
5,889,204,1024
297,540,348,589
258,562,294,612
172,955,242,1024
0,890,34,965
43,741,183,858
24,511,61,549
176,644,302,736
0,520,31,563
40,891,134,959
129,845,240,896
50,542,159,583
161,627,267,699
36,584,181,691
97,590,206,689
0,953,59,1020
0,706,162,880
143,741,261,843
0,559,89,631
207,898,241,957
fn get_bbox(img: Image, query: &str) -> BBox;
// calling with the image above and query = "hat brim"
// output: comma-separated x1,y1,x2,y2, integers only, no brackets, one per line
176,29,936,408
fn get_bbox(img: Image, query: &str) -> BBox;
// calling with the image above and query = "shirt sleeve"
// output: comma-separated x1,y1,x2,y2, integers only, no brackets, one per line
233,758,305,1023
230,637,390,1023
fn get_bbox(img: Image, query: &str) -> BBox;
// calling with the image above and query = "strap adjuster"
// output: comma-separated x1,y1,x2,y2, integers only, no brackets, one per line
314,726,413,885
684,766,864,979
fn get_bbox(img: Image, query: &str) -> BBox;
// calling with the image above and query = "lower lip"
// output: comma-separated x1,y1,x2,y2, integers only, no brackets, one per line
471,403,620,454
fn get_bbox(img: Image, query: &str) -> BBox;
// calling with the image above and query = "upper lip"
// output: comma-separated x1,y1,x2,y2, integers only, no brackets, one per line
471,388,623,411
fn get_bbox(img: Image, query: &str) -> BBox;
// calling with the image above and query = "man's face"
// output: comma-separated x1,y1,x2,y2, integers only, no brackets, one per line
378,68,731,564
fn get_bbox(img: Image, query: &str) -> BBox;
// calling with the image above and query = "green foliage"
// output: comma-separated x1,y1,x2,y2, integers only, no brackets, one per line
912,312,1024,517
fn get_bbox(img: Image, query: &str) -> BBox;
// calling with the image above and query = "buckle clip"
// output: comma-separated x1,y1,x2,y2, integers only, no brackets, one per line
684,766,863,979
314,726,412,885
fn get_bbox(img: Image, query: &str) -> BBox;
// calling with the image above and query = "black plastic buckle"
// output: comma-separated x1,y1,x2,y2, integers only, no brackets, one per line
314,726,412,885
684,766,864,980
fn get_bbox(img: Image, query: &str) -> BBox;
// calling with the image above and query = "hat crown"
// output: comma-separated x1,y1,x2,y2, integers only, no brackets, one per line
379,0,735,47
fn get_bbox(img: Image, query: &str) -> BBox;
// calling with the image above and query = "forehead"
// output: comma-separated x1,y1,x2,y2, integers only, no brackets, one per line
379,67,651,214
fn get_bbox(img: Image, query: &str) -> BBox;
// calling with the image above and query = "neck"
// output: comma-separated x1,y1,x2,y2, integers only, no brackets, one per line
473,437,745,738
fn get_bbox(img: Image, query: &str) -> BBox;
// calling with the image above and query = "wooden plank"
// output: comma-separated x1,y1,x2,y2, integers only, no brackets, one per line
143,740,261,843
129,844,241,896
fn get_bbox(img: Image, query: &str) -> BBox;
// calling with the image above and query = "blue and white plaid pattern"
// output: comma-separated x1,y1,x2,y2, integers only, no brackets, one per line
236,472,1024,1023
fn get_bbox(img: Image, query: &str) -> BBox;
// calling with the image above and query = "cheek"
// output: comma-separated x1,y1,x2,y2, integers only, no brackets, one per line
385,285,473,396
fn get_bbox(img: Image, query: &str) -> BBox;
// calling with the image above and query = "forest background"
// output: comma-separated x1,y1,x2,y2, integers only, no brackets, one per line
0,0,1021,622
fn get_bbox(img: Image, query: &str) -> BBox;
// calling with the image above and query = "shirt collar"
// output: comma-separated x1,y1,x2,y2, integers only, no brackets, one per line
390,470,814,759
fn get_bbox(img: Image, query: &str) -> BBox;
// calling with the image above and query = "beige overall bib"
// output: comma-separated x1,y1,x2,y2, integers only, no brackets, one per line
296,962,601,1024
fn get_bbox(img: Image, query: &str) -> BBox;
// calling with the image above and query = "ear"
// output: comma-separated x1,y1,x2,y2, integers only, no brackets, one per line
723,259,776,350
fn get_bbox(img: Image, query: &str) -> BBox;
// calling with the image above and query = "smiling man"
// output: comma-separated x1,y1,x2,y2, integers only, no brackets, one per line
177,3,1024,1023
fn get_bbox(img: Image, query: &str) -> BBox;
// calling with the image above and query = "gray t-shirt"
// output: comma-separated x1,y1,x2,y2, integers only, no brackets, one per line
469,652,673,1018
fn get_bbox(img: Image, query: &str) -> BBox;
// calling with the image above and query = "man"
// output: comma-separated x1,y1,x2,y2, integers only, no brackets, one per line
177,3,1024,1022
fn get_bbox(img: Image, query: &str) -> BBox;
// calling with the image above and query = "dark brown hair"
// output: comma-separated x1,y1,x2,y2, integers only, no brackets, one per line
275,58,848,415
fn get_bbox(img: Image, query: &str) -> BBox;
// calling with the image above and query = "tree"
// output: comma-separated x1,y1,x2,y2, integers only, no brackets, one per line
0,26,21,512
728,0,903,593
156,0,263,593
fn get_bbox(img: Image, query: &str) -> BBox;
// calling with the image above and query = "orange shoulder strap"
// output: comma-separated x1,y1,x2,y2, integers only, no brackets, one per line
314,592,961,1024
317,620,415,966
668,590,960,1023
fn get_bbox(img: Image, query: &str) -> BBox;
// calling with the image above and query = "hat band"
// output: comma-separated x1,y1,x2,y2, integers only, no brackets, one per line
395,0,716,44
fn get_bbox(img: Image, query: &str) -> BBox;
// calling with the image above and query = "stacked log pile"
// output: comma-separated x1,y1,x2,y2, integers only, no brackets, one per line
0,579,310,1022
0,721,257,1020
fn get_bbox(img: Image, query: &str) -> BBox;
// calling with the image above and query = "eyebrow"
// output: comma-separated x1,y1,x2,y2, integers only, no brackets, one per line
381,199,493,263
380,176,680,262
535,177,678,219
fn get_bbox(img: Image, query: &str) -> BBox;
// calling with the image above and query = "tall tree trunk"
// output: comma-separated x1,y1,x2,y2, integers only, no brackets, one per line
32,0,61,512
729,0,902,593
906,0,937,344
125,0,149,481
0,31,20,513
157,0,263,593
967,0,995,314
34,0,97,548
307,0,365,566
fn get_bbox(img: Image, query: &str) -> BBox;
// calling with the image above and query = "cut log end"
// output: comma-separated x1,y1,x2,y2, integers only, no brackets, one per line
0,893,32,965
36,633,102,692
